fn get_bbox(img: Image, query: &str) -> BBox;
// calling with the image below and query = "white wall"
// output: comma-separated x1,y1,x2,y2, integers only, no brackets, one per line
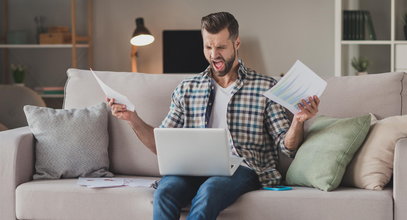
1,0,335,87
94,0,335,78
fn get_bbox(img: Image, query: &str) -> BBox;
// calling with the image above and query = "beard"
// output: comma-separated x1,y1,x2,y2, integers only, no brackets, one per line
209,47,237,77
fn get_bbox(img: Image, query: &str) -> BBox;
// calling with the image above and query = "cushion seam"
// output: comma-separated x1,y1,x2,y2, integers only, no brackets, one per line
328,117,370,189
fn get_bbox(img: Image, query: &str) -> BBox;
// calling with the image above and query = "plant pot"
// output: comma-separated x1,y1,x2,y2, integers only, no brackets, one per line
357,72,368,76
12,70,25,84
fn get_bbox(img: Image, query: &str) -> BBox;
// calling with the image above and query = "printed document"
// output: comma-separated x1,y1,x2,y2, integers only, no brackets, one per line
90,69,136,112
263,60,327,114
77,178,125,188
77,177,156,188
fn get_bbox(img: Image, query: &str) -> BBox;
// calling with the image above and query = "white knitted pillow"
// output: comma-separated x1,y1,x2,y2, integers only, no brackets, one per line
24,103,113,179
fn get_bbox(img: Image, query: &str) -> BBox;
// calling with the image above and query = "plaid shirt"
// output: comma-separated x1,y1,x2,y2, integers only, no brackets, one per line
160,60,296,187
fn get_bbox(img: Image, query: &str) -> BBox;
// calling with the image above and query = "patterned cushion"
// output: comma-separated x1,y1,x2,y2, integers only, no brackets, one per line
24,103,113,180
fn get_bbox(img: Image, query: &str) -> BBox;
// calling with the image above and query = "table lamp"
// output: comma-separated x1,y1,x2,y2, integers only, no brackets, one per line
130,17,154,72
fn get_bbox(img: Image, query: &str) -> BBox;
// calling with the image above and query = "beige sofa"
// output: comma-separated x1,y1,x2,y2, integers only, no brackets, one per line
1,69,407,220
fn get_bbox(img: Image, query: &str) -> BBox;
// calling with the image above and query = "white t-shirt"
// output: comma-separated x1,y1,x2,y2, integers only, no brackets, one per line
208,79,242,159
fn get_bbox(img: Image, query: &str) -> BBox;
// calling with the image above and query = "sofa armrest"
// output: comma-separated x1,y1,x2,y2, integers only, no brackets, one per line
0,127,34,220
394,137,407,220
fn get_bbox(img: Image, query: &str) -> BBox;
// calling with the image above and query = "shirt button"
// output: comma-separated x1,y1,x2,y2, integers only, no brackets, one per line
209,103,212,106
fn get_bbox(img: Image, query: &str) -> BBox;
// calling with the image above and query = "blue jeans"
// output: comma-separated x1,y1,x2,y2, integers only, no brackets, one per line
153,166,260,220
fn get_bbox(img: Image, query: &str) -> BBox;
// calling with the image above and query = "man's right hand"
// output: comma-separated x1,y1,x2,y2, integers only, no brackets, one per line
107,98,136,121
107,97,157,154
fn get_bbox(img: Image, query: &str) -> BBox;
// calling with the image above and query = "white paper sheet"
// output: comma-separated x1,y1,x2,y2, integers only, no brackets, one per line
263,60,327,114
124,179,156,188
90,68,136,112
77,178,125,188
77,177,156,188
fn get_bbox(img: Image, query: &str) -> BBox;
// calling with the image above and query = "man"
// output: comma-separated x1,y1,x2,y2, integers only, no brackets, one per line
108,12,319,220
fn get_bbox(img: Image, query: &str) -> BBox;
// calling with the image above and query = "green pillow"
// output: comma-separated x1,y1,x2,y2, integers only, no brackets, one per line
285,114,371,191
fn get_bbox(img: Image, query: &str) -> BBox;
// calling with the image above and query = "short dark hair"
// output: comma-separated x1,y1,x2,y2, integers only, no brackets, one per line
201,12,239,41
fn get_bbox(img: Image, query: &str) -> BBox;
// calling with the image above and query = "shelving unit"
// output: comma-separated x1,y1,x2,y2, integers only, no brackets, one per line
0,0,93,90
0,44,89,48
335,0,407,76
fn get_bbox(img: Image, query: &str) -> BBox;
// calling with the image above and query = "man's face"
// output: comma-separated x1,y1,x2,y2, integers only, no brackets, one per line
202,28,240,77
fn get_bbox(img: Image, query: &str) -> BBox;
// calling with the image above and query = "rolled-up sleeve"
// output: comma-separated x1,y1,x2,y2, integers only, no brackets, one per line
159,83,185,128
265,100,296,158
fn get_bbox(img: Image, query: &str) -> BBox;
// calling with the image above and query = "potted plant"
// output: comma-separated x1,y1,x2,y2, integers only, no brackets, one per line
403,12,407,40
11,64,26,86
351,57,370,75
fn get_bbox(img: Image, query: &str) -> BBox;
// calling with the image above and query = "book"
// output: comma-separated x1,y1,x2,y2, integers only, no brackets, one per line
364,11,377,40
343,10,376,40
35,86,64,95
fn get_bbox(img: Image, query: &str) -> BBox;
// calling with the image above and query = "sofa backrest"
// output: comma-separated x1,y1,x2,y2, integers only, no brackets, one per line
65,69,406,177
319,72,406,119
64,69,193,176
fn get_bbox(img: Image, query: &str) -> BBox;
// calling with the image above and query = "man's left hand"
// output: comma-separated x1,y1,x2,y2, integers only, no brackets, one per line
294,96,320,123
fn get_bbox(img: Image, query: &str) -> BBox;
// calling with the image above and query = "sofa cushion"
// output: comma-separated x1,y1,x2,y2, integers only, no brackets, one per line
15,177,158,220
16,179,393,220
24,103,113,179
64,69,194,176
286,114,371,191
342,115,407,190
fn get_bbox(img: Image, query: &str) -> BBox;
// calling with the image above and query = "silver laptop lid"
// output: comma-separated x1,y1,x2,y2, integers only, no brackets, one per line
154,128,234,176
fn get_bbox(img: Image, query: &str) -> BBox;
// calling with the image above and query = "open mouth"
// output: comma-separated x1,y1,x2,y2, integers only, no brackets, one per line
212,60,225,71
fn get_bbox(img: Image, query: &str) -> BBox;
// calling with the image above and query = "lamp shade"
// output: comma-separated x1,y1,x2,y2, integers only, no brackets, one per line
130,18,154,46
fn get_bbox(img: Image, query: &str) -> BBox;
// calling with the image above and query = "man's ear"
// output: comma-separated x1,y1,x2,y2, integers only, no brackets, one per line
235,37,241,50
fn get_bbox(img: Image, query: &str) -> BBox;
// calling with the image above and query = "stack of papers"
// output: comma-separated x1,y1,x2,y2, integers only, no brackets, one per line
263,60,327,114
77,178,156,188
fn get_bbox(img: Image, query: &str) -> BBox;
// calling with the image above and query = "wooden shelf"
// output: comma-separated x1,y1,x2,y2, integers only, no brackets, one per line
0,44,89,48
335,0,407,76
341,41,407,45
1,0,93,84
341,41,392,45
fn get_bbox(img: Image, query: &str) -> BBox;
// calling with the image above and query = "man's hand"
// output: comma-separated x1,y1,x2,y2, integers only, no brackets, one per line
294,95,320,123
107,97,157,154
284,96,320,151
107,98,136,121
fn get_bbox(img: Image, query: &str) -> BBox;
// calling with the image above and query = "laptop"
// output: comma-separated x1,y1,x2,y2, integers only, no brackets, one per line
154,128,244,176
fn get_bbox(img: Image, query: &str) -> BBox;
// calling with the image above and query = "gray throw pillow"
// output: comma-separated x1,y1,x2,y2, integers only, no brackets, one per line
24,103,113,180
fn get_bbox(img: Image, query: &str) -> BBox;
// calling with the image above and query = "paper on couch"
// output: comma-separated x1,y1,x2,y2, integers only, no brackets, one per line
77,177,156,188
78,178,125,188
263,60,327,114
90,69,136,112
